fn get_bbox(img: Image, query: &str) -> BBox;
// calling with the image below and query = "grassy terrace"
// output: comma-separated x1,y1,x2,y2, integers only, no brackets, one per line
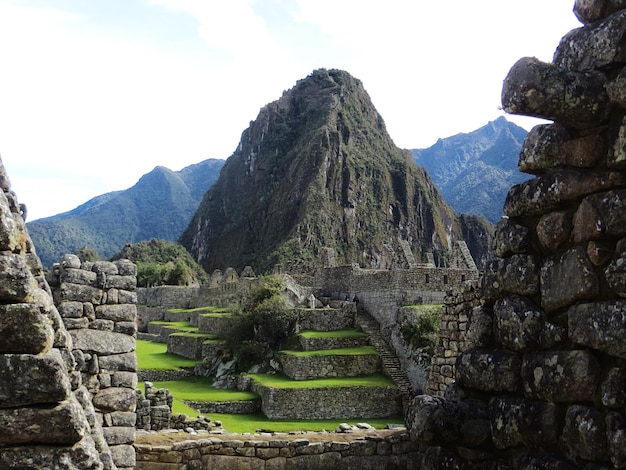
298,329,367,339
279,346,378,357
150,320,198,332
168,306,231,314
136,339,197,370
169,332,218,339
248,373,395,388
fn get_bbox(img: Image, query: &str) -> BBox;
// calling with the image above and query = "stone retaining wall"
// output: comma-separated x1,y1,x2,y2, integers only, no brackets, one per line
298,334,369,351
251,383,401,420
197,313,233,336
296,305,355,331
134,431,420,470
185,399,261,414
137,286,200,309
167,333,209,360
277,352,380,380
137,370,194,382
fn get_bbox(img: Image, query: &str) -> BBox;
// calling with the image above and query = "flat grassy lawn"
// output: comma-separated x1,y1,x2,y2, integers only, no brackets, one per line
248,373,395,388
209,413,405,434
298,329,367,339
168,306,231,314
136,339,197,370
150,320,198,332
169,332,218,339
280,346,378,357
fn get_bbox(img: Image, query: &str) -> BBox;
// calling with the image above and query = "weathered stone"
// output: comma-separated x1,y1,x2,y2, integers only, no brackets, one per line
606,238,626,297
601,367,626,408
456,348,521,392
465,306,493,347
60,253,81,269
519,124,604,173
57,300,84,318
93,387,136,412
0,252,35,301
106,275,136,291
0,439,103,470
98,352,138,372
606,411,626,468
504,171,626,218
481,255,540,301
90,319,114,331
573,189,626,241
114,321,137,336
536,210,572,253
95,304,137,322
0,349,72,407
118,289,137,305
110,444,135,468
554,10,626,71
568,300,626,358
111,371,138,389
60,268,97,286
0,395,90,446
609,112,626,168
490,396,558,449
57,282,104,304
70,329,135,355
92,261,119,275
574,0,626,24
494,296,565,352
101,426,135,446
502,57,610,129
540,246,599,312
515,451,579,470
587,240,614,266
492,218,529,258
405,395,464,445
562,405,608,463
109,411,136,427
0,303,54,354
65,317,90,329
114,259,137,276
521,350,600,402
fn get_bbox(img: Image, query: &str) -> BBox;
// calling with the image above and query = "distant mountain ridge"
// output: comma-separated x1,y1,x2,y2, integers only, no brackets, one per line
180,69,488,274
27,159,225,267
411,117,530,223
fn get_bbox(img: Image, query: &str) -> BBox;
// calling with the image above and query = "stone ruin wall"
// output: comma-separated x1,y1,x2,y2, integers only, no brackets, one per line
47,255,139,470
0,162,110,469
406,1,626,468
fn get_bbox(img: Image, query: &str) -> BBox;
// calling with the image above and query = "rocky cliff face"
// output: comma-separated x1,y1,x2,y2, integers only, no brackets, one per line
181,69,470,273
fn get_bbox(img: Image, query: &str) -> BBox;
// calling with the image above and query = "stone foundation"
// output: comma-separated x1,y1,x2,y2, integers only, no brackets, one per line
277,351,381,380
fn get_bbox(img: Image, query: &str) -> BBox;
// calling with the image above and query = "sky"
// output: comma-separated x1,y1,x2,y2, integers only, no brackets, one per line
0,0,582,221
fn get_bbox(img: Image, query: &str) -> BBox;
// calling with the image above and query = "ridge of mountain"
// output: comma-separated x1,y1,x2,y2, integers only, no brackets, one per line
411,117,530,223
27,158,225,267
180,69,486,274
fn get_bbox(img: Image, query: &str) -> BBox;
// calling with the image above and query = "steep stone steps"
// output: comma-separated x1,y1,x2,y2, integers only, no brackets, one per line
355,310,412,396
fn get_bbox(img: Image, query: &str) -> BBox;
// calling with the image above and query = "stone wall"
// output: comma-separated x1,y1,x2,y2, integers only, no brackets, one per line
251,382,401,420
135,431,420,470
48,255,138,470
0,160,106,469
425,281,478,397
407,2,626,467
277,351,381,380
137,285,200,309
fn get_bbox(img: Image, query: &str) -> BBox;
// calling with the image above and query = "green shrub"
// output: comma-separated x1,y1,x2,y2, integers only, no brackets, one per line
400,305,442,354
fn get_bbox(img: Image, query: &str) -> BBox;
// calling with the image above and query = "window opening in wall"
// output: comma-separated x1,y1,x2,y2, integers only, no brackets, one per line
461,275,466,282
443,275,448,284
425,274,429,284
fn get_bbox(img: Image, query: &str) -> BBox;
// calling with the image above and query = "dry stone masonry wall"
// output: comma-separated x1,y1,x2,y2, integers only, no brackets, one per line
0,160,107,469
407,1,626,468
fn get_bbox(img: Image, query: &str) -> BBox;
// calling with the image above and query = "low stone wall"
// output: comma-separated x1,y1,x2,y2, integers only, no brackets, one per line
134,431,420,470
185,399,261,414
137,286,200,309
251,383,401,419
277,352,380,380
137,370,194,382
202,340,226,360
298,334,369,351
167,333,209,360
297,305,355,331
146,323,186,342
197,313,233,336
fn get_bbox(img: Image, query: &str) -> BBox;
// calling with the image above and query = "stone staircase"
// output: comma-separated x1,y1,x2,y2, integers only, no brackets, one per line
355,309,411,396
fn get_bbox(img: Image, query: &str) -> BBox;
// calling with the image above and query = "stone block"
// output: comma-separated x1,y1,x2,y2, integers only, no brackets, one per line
456,348,521,393
536,210,572,253
109,411,137,427
106,275,137,291
115,259,137,276
494,296,565,352
606,238,626,297
573,189,626,241
57,282,104,304
481,255,540,301
0,395,90,446
70,329,135,355
521,350,600,402
601,367,626,408
0,349,71,407
102,426,136,446
490,396,558,449
112,371,138,389
0,438,102,469
0,302,54,354
60,268,97,286
93,387,137,412
607,411,626,468
562,405,608,462
405,395,465,445
110,444,136,468
98,352,138,372
540,246,599,313
57,301,84,318
574,0,626,23
465,306,493,347
0,252,35,302
568,300,626,358
96,304,137,322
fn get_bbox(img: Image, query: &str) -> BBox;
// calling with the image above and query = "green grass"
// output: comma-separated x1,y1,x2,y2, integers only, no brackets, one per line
200,312,233,318
208,413,404,434
279,346,378,357
298,329,367,339
169,332,218,339
136,339,198,370
150,320,198,332
168,306,231,314
248,373,395,389
140,377,258,403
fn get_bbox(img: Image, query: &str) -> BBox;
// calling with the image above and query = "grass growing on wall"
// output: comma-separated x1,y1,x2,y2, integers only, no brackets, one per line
279,346,378,357
248,373,395,388
298,329,368,339
136,339,198,370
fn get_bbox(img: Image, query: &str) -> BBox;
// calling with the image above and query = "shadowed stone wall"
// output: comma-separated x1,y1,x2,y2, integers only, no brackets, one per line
407,2,626,467
0,159,107,469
